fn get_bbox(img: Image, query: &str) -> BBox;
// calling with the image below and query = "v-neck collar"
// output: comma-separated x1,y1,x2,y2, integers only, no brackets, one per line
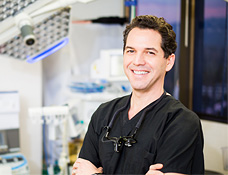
121,101,144,136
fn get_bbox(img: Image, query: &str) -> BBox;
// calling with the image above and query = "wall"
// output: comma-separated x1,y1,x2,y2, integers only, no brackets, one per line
71,0,124,20
201,120,228,174
0,56,42,174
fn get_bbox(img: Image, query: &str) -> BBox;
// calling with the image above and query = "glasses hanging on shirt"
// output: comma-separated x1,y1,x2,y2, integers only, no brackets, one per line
102,91,166,152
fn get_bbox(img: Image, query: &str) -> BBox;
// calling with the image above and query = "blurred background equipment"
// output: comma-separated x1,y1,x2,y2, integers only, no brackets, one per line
0,153,29,175
0,0,96,63
29,105,76,175
28,103,90,175
90,49,128,82
0,91,26,175
0,91,20,154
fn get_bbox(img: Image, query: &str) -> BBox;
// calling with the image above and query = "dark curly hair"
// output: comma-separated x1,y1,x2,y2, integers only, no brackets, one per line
123,15,177,58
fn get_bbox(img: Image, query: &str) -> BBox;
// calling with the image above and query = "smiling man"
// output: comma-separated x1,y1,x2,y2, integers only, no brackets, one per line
72,15,204,175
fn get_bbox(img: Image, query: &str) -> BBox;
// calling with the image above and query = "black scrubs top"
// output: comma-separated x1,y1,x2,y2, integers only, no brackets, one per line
79,94,204,174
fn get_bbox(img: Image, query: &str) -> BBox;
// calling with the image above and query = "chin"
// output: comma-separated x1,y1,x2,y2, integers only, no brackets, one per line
131,85,147,91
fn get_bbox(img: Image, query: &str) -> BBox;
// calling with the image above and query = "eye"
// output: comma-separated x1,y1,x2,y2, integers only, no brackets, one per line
147,51,155,55
126,49,135,54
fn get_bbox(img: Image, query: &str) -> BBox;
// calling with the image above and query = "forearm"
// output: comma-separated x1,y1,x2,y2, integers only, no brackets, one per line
72,158,103,175
146,164,185,175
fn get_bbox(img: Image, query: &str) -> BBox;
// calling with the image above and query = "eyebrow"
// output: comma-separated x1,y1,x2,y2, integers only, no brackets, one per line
145,47,158,53
125,46,134,50
125,46,158,53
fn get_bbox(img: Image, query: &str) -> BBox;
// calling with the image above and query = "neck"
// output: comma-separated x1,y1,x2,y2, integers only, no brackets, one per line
128,88,164,120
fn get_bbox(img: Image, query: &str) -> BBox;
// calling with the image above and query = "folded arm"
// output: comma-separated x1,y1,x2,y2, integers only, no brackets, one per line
72,159,184,175
72,158,103,175
146,164,185,175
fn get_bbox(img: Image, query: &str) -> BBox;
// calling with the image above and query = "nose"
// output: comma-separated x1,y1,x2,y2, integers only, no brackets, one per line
133,53,145,65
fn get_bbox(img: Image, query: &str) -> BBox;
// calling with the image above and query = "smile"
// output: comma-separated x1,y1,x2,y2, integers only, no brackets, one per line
133,70,149,75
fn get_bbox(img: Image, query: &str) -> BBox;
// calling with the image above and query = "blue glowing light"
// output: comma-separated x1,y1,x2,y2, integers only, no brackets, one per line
26,37,69,64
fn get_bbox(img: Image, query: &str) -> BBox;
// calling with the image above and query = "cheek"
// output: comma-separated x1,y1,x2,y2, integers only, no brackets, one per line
123,59,128,72
146,59,166,72
123,63,130,75
123,56,130,68
145,59,155,68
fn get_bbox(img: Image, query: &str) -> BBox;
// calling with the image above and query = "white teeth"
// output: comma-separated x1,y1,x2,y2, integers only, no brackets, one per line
133,70,148,75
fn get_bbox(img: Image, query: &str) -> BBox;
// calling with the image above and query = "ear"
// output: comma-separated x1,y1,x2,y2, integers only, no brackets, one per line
165,54,175,72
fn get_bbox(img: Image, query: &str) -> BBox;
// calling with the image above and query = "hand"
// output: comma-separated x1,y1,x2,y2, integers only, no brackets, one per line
146,164,185,175
72,158,103,175
146,163,164,175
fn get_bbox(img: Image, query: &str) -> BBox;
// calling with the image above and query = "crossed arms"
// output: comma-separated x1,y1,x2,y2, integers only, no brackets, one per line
71,158,185,175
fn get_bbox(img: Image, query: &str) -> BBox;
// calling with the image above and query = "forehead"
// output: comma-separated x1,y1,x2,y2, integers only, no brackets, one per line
126,28,162,48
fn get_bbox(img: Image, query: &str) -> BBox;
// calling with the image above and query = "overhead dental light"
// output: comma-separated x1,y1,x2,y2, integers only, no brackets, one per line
0,0,96,63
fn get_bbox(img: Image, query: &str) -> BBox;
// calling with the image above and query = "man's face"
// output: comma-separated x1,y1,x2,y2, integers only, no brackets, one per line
123,27,174,93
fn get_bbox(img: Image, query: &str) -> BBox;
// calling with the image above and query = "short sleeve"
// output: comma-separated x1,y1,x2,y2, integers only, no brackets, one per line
155,111,204,174
79,112,101,168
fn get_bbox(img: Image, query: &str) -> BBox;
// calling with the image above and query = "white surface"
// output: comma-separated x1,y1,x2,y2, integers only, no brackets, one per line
0,166,12,175
0,92,19,113
0,114,19,130
0,92,20,130
201,120,228,174
91,49,128,81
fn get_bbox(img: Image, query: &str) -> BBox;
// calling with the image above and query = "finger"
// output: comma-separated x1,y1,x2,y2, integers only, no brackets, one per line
146,170,164,175
73,160,80,165
72,162,79,169
72,169,77,175
98,167,103,172
76,158,84,163
149,163,163,170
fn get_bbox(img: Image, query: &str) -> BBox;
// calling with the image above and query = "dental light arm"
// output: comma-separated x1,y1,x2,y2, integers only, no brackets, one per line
1,0,96,44
15,13,36,46
0,0,97,63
